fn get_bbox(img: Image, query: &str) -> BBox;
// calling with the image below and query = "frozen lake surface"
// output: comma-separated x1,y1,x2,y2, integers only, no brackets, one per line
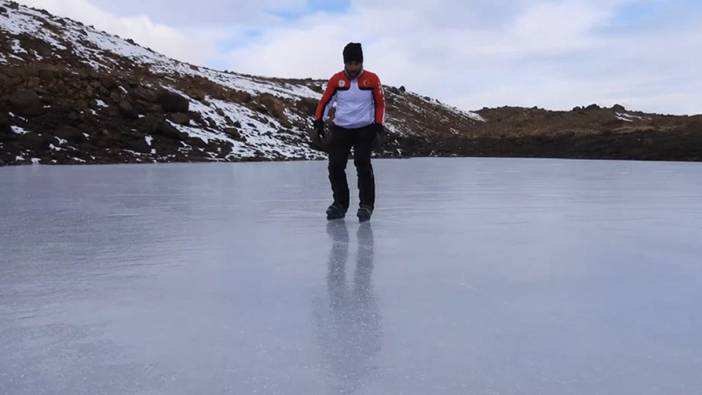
1,158,702,394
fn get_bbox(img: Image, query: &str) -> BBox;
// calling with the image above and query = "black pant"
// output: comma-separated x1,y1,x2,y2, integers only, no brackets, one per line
328,124,376,210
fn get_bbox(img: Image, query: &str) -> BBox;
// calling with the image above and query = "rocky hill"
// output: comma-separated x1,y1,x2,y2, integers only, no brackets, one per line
1,0,700,166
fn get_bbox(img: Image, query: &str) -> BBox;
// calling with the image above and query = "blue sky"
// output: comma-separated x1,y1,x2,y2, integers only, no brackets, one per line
16,0,702,114
271,0,350,21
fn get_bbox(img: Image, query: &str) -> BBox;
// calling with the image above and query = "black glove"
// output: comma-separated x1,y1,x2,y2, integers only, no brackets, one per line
313,119,325,136
309,119,327,151
371,123,387,152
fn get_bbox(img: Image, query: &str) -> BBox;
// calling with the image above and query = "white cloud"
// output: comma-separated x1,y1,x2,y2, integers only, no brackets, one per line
15,0,219,65
220,0,702,114
90,0,308,26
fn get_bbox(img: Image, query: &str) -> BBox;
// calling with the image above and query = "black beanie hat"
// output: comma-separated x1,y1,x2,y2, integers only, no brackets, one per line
343,42,363,63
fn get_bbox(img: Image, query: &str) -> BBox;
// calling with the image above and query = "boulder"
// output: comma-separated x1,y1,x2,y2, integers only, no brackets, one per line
0,112,9,134
158,91,189,113
100,78,119,90
585,104,601,111
124,135,150,153
53,126,85,142
8,90,44,116
190,90,206,101
118,100,139,119
612,104,626,113
257,94,286,120
132,87,157,103
224,127,245,141
17,132,51,150
232,90,252,103
296,97,317,116
168,112,190,125
154,120,188,140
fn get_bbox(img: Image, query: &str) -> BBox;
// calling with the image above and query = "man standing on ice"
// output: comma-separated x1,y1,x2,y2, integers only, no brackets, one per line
312,42,386,222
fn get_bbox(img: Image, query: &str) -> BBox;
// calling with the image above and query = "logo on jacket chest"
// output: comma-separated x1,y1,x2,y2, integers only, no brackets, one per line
338,80,346,88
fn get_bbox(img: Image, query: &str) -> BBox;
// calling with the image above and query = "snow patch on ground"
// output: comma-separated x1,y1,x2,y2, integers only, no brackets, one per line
145,135,153,146
384,121,404,137
0,6,66,50
11,39,27,54
11,125,30,135
95,99,109,108
616,112,648,122
411,92,485,122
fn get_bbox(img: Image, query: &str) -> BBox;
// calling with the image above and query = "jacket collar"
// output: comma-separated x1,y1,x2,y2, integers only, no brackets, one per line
344,68,364,80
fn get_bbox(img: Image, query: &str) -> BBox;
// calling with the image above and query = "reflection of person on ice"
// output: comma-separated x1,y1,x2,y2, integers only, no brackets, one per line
312,42,387,222
316,221,380,393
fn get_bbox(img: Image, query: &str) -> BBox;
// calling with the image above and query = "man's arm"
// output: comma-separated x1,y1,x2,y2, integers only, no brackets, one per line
314,75,338,124
372,75,385,125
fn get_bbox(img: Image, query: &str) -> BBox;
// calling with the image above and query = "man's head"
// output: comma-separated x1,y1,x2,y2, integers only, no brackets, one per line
343,42,363,79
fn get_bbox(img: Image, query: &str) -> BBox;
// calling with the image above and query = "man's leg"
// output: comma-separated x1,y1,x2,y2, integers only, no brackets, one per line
353,126,376,210
328,126,354,210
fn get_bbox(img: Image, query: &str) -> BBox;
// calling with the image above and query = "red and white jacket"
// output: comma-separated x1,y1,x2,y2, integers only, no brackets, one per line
315,69,385,129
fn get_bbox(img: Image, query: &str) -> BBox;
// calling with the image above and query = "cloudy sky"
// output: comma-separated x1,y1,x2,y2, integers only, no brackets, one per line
16,0,702,114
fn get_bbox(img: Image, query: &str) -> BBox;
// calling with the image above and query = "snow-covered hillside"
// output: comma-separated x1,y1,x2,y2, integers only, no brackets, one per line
0,0,485,165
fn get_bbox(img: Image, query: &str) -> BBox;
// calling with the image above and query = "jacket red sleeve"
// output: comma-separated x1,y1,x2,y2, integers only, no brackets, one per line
315,74,340,122
372,74,385,125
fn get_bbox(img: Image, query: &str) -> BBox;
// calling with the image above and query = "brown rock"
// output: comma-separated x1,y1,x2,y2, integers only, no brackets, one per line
224,127,245,141
118,100,138,119
190,90,206,101
7,90,44,116
101,78,119,90
232,90,252,103
26,77,42,89
37,66,58,81
296,97,317,116
158,91,189,113
53,126,85,142
168,113,190,125
0,112,9,131
257,94,286,120
17,132,51,150
124,135,150,153
132,87,157,103
154,120,187,140
76,100,89,111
